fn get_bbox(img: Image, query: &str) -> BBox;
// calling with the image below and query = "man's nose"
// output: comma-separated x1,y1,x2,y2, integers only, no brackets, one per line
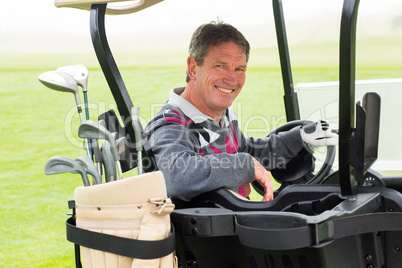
222,69,236,86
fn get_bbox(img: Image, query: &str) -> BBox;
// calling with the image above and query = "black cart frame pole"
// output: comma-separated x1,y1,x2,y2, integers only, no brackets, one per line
89,4,137,143
272,0,300,122
339,0,360,196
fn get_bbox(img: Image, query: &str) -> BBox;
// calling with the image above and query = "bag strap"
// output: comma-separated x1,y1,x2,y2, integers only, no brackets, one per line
66,217,175,259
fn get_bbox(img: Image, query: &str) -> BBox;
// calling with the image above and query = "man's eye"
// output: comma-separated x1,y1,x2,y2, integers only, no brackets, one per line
236,68,246,72
216,65,224,68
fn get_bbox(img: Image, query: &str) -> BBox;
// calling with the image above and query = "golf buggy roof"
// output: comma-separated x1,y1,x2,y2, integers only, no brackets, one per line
54,0,163,15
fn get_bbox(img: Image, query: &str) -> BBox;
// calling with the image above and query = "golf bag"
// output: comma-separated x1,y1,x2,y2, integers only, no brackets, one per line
67,171,177,268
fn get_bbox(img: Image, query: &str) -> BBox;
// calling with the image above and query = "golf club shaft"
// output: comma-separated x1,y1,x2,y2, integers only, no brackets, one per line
81,172,90,186
101,141,116,182
83,92,90,121
91,139,102,176
83,92,94,160
137,150,143,175
116,160,123,180
77,105,92,159
131,107,143,175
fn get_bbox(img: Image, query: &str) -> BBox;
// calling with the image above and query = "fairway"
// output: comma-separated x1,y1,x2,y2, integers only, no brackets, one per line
1,38,402,267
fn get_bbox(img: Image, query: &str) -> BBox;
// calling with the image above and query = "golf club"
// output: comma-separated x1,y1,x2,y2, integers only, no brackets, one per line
56,65,89,112
44,155,90,186
84,138,102,176
90,138,102,176
75,156,102,185
38,71,91,159
116,136,126,155
98,119,107,138
131,106,143,175
101,140,117,182
56,65,93,158
78,120,123,179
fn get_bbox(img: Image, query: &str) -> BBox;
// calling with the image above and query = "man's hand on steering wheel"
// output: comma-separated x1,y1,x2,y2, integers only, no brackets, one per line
251,120,338,199
301,120,338,147
252,157,274,201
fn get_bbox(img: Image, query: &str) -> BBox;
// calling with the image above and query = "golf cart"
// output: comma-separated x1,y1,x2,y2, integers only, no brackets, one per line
46,0,402,267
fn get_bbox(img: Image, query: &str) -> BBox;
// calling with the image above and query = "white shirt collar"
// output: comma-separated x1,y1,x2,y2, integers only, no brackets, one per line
168,87,219,125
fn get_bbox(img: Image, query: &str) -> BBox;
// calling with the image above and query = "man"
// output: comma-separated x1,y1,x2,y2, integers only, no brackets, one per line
144,22,337,202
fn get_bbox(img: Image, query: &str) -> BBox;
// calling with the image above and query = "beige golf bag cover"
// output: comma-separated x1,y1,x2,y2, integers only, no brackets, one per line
74,171,177,268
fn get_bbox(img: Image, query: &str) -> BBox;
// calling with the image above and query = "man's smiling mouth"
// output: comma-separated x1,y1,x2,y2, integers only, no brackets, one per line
216,87,234,93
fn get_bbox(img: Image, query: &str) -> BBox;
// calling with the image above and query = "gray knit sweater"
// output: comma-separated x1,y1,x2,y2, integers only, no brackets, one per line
144,87,304,201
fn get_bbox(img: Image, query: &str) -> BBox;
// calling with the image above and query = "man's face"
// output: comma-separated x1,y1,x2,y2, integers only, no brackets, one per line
190,42,247,118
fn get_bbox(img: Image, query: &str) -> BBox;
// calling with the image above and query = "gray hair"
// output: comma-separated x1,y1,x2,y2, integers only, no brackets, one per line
186,21,250,82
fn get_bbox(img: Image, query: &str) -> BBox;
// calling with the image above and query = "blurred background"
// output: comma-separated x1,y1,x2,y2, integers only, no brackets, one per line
1,0,402,58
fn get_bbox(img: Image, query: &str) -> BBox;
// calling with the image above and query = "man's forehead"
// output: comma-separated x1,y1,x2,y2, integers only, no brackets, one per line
206,42,247,63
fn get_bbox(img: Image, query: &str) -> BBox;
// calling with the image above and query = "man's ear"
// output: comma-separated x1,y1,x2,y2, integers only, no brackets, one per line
187,56,198,81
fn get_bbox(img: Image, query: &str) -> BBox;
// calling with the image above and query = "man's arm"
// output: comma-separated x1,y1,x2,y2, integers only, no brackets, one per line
148,123,255,201
238,125,305,170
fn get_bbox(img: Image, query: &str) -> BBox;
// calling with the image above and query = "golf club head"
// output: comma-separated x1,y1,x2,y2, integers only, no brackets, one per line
101,141,117,182
98,110,126,137
45,155,90,186
79,120,109,140
56,65,89,92
38,71,81,105
78,120,119,161
98,119,106,128
45,155,78,174
75,156,102,184
116,137,126,154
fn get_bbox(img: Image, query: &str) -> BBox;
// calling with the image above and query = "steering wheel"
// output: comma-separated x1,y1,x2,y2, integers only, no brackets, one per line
252,120,336,196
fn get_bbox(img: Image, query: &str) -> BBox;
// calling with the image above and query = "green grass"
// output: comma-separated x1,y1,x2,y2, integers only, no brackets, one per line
1,38,402,267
